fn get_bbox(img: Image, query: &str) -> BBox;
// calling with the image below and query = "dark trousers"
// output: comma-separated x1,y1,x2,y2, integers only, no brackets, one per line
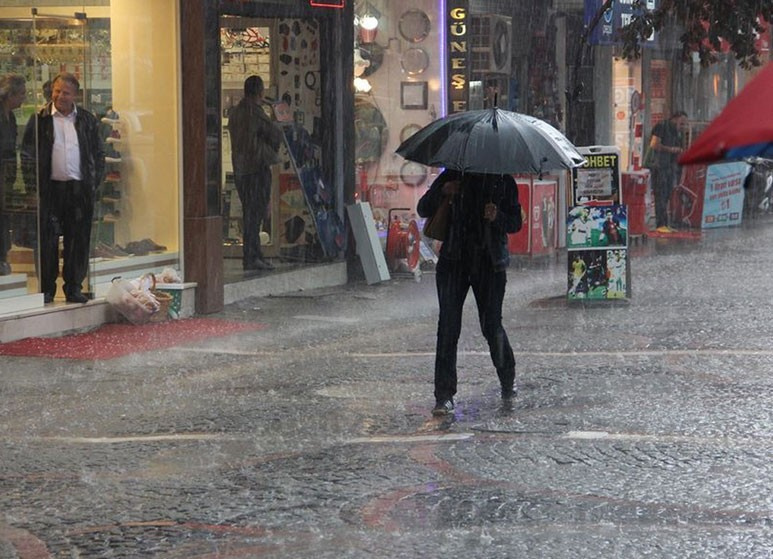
434,257,516,402
0,163,12,261
651,164,678,228
40,180,93,297
234,167,271,267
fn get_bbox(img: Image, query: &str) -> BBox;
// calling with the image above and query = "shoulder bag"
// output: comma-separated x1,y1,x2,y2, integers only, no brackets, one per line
422,195,451,241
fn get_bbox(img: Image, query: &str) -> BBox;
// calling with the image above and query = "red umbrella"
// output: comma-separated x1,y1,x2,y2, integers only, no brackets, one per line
680,62,773,165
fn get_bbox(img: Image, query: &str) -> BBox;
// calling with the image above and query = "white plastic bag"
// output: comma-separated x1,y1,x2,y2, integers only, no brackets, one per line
106,275,160,324
157,267,183,284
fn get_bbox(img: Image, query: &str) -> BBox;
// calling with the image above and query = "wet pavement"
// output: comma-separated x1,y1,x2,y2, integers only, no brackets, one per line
2,221,773,557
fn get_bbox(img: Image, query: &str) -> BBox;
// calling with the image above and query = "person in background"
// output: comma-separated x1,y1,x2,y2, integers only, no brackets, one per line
484,79,500,109
22,72,104,304
228,75,283,271
649,111,688,232
0,74,27,276
417,169,521,416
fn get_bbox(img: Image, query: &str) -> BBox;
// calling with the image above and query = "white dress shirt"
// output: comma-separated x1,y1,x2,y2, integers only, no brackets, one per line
50,105,82,181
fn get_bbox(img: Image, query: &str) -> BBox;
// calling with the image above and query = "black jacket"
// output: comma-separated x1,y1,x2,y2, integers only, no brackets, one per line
417,170,521,270
21,102,105,194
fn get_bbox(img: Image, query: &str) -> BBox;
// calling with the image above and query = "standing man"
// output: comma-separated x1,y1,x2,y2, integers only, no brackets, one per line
648,111,688,232
228,75,283,271
22,72,104,304
417,170,521,416
0,74,26,276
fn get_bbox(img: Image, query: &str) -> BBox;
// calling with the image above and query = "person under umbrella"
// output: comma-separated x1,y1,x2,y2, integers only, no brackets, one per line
417,169,522,416
401,107,583,416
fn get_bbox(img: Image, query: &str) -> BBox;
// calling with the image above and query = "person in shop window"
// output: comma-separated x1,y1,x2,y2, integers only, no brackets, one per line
648,111,688,233
0,74,26,276
417,170,521,416
21,80,52,190
21,72,105,304
484,79,500,109
228,75,284,271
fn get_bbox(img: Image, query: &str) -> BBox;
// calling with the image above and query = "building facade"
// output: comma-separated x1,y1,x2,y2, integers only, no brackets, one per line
0,0,768,334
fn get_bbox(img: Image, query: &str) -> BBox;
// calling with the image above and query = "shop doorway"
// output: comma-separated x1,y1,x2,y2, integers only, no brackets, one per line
220,15,340,282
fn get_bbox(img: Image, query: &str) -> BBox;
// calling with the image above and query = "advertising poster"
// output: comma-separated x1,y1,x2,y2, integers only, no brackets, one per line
568,248,628,300
531,180,558,254
567,204,627,249
572,146,621,205
670,162,750,229
701,162,749,228
508,179,558,255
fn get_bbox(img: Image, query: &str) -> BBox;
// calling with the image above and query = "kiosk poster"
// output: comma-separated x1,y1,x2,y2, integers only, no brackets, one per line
568,248,628,300
701,162,749,228
567,204,627,249
572,146,621,205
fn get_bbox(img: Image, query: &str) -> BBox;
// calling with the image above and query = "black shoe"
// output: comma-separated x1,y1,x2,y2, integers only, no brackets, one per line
65,291,89,304
44,293,54,304
501,387,516,401
432,399,454,416
245,258,275,271
0,261,11,276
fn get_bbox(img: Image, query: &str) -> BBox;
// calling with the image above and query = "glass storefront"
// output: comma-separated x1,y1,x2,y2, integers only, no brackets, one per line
220,11,346,281
0,1,180,307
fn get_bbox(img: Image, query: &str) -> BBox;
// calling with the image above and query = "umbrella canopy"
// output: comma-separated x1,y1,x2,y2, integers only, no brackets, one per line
396,108,585,175
680,62,773,165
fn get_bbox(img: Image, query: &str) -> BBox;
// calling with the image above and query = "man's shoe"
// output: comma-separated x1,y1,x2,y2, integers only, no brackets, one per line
0,261,11,275
43,293,54,304
65,291,89,304
432,399,454,416
245,258,275,271
501,388,516,401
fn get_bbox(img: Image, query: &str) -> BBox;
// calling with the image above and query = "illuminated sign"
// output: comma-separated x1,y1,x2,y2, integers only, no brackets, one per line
447,0,469,114
309,0,344,7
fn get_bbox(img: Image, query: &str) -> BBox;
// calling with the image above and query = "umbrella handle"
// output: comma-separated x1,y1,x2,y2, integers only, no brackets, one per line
538,156,548,179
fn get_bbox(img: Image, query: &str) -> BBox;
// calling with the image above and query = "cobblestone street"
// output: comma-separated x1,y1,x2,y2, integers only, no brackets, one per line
2,222,773,557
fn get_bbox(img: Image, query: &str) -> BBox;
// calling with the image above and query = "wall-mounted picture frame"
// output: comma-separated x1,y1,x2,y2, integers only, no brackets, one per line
399,9,431,43
401,47,429,75
400,123,423,143
400,160,428,187
401,81,428,110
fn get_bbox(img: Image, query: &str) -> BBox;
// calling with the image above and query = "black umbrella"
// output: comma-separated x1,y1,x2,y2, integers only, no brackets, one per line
396,107,585,175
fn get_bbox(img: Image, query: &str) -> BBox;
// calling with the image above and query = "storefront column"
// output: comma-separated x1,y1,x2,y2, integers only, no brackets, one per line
181,0,224,313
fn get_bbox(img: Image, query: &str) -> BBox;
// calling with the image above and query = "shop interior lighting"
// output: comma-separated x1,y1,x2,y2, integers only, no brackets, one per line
356,1,381,30
354,77,372,93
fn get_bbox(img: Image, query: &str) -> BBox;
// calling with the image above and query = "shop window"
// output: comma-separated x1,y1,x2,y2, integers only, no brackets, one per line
220,14,343,280
0,1,180,307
